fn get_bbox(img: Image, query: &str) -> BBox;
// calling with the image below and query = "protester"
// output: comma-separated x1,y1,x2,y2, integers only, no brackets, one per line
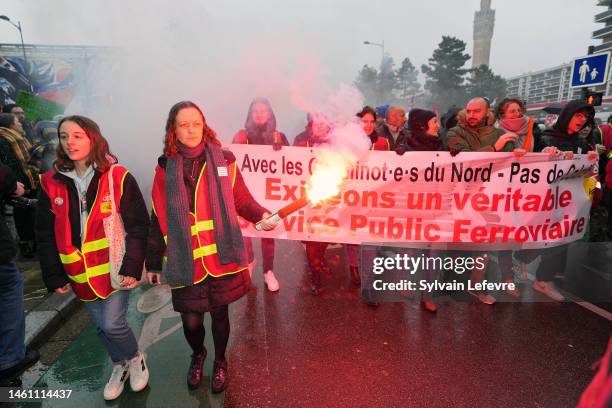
487,98,544,295
496,98,541,151
447,97,520,304
343,106,389,287
359,105,390,151
233,97,289,291
35,115,150,400
447,97,517,153
31,116,61,173
581,115,611,242
378,106,408,150
2,104,35,144
394,108,444,312
531,100,600,301
496,98,546,277
146,101,277,393
375,104,390,131
396,108,444,153
294,112,333,295
0,161,39,387
0,112,37,258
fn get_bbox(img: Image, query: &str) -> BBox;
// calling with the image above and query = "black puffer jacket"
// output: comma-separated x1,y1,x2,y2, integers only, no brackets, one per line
0,163,18,263
35,168,150,291
536,100,595,153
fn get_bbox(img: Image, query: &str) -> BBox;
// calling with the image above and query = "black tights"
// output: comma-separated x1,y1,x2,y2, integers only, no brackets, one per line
180,305,230,361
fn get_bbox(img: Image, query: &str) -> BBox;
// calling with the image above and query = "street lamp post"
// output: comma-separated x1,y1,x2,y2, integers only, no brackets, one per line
363,40,385,103
0,15,29,81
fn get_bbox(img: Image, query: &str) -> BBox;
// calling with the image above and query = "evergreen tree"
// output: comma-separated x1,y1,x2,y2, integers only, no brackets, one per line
379,54,398,105
421,36,471,111
395,57,420,102
466,65,507,105
354,64,379,105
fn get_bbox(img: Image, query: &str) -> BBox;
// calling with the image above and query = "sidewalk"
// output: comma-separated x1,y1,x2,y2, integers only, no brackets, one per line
17,258,81,351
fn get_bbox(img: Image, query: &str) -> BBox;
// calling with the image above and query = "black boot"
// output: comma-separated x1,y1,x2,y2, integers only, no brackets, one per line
211,360,228,393
187,349,206,389
349,266,360,286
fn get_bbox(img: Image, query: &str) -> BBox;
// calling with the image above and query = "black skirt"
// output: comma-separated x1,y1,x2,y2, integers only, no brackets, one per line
171,269,251,313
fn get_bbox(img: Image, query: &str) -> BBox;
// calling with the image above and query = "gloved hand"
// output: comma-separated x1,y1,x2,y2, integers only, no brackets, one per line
395,146,407,156
273,142,283,151
450,149,461,157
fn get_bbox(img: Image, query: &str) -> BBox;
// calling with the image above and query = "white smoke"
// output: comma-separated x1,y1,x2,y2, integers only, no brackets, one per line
301,83,371,204
19,0,370,201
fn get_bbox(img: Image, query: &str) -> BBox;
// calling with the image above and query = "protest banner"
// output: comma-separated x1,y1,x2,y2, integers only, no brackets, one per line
231,145,596,250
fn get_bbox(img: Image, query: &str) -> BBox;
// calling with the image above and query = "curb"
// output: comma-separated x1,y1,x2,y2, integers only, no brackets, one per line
24,292,80,349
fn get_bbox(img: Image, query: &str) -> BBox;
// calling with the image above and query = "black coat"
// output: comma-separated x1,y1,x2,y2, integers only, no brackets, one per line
396,130,444,152
146,149,267,313
35,169,150,292
0,162,18,263
536,100,595,154
378,123,408,150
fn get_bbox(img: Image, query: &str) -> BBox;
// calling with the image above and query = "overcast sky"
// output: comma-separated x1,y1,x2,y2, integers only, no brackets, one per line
0,0,604,80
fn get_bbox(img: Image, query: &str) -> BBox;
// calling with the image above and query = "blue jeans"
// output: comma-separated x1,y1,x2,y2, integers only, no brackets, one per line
0,262,25,371
84,291,139,363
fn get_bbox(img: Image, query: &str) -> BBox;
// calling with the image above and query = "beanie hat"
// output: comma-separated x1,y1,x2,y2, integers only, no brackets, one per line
408,109,436,131
376,104,390,118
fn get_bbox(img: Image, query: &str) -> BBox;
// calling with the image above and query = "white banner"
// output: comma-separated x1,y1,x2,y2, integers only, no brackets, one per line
232,145,596,249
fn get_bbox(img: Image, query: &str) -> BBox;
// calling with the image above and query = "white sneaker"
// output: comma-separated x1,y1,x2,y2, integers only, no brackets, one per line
533,281,565,302
104,362,129,401
263,270,280,292
128,351,149,392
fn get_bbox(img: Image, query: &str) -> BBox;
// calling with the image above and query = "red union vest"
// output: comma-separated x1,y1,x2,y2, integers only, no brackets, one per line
151,160,245,287
40,166,128,301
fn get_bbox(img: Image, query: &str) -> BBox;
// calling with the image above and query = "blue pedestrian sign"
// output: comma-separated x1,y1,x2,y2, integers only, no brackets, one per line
570,52,611,88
